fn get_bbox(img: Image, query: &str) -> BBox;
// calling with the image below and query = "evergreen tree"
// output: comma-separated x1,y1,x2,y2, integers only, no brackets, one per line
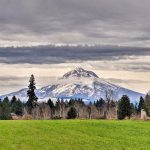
48,99,54,109
144,93,150,116
95,98,105,108
26,74,38,114
0,97,11,120
117,95,132,120
67,107,77,119
78,98,84,105
68,99,75,106
89,101,92,106
47,99,55,118
138,96,145,113
55,99,61,111
11,98,23,116
130,103,138,115
11,96,17,105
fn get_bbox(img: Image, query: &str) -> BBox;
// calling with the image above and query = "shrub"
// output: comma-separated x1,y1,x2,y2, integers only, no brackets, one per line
67,107,77,119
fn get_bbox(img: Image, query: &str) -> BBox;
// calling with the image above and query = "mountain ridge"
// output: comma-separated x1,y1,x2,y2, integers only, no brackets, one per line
0,68,144,103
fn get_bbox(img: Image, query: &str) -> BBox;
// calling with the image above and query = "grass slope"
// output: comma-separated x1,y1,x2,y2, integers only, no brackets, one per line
0,120,149,150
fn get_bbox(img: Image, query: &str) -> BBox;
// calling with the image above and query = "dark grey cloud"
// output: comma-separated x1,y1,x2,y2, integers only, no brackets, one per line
0,45,149,65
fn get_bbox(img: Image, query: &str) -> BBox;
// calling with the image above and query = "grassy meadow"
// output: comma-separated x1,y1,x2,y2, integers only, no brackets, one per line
0,120,149,150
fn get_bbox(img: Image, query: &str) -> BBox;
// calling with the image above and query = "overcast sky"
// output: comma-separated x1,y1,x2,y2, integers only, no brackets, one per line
0,0,150,94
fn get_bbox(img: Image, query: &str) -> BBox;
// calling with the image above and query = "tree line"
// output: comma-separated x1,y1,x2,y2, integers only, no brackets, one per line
0,75,149,120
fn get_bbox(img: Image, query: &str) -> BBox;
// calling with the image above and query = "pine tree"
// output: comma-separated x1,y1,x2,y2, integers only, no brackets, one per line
48,99,54,109
138,96,145,113
68,99,75,106
11,96,17,105
26,74,38,114
144,93,150,116
55,99,61,111
130,103,138,115
67,107,77,119
0,97,11,120
11,98,23,116
117,95,132,120
95,98,105,108
47,99,55,118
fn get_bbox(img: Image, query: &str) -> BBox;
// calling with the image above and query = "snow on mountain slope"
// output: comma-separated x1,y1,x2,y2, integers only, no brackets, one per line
0,67,144,103
62,67,99,78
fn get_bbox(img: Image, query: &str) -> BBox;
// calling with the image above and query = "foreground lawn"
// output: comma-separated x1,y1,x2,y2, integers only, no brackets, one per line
0,120,150,150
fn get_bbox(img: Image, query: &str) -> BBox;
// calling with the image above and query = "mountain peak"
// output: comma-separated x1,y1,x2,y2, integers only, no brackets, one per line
0,67,144,103
62,67,99,79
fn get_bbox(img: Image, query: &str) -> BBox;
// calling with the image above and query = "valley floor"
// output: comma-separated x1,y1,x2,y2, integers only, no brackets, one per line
0,120,149,150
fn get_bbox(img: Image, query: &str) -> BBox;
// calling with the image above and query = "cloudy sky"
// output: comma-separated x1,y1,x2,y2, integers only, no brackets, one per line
0,0,150,94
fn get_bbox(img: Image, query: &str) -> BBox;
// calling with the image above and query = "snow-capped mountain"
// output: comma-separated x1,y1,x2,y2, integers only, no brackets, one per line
0,67,144,103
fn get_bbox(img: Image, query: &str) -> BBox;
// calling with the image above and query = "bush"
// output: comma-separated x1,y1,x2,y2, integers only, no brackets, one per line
67,107,77,119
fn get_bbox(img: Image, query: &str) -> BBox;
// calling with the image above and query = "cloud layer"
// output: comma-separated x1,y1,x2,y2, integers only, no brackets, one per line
0,0,150,94
0,45,150,72
0,0,150,46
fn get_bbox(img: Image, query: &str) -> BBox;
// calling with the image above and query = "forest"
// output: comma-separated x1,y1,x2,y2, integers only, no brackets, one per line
0,75,149,120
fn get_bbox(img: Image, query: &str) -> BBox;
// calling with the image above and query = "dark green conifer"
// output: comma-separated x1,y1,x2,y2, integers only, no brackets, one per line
117,95,132,120
67,107,77,119
26,74,38,114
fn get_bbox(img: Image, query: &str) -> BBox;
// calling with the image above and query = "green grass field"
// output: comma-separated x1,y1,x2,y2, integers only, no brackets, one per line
0,120,150,150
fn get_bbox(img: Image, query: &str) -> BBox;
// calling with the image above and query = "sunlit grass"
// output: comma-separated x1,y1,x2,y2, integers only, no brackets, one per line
0,120,149,150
